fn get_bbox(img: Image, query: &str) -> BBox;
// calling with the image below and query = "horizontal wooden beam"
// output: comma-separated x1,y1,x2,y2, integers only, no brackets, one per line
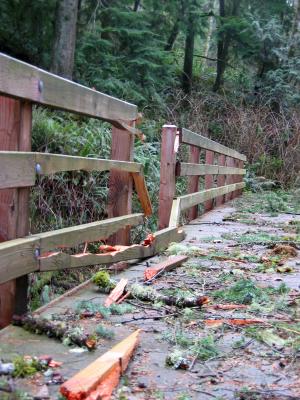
181,128,247,161
0,213,144,284
169,182,245,227
0,53,137,123
177,162,246,176
39,226,185,271
0,151,143,188
36,213,144,252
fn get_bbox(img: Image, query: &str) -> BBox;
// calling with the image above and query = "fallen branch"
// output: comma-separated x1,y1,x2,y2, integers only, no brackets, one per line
12,314,97,350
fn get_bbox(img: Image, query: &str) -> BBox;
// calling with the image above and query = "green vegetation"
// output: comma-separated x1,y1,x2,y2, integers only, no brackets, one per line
95,324,115,340
92,271,116,291
213,279,289,305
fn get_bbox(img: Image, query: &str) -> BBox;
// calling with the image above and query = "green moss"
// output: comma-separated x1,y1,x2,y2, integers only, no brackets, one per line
92,271,115,290
95,324,115,339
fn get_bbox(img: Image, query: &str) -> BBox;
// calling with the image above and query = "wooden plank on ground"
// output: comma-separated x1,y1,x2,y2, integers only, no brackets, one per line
0,53,137,123
177,162,245,176
144,255,188,281
60,330,141,400
181,128,246,161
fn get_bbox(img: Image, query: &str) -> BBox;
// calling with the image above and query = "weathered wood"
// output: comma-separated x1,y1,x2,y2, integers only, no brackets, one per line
181,128,246,161
0,53,137,123
108,124,135,245
187,146,200,220
177,162,245,176
144,255,189,281
60,330,141,400
37,213,144,252
15,101,32,316
0,152,143,188
158,125,178,229
35,153,142,175
39,226,185,272
204,150,214,212
131,172,153,216
216,154,226,206
169,182,245,227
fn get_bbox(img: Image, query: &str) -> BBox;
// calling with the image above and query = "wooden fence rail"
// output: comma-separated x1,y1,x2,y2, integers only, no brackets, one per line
0,54,149,327
159,126,246,229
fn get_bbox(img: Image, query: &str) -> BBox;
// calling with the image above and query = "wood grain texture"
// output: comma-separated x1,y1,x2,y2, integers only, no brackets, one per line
0,53,137,123
108,125,135,245
158,125,178,229
181,128,246,161
177,162,245,176
0,237,38,284
169,183,245,227
37,213,144,252
204,150,214,211
39,226,185,271
187,146,200,221
216,154,226,206
131,172,153,216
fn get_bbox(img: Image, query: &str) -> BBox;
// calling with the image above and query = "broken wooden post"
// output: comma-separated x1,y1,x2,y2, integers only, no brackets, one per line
204,150,214,211
108,124,135,245
0,97,32,328
144,255,188,281
216,154,225,206
158,125,178,229
187,145,200,221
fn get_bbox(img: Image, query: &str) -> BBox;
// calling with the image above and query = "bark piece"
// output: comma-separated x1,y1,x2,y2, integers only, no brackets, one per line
104,278,128,307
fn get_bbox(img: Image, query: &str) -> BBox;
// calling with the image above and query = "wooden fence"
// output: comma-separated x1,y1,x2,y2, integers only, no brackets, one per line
0,54,245,328
158,125,246,229
0,54,184,327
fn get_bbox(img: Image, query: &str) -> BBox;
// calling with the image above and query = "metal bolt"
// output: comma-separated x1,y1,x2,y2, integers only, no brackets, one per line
38,80,43,93
34,248,41,258
35,163,42,175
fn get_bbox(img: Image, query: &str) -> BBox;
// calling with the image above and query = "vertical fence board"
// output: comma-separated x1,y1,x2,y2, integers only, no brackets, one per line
216,154,226,206
187,146,200,221
158,125,177,229
15,101,32,315
0,97,20,327
204,150,214,211
108,125,134,245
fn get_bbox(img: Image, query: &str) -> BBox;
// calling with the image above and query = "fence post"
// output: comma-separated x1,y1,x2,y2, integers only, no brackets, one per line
187,146,200,221
216,154,226,206
108,124,134,245
0,97,32,328
158,125,178,229
204,150,214,211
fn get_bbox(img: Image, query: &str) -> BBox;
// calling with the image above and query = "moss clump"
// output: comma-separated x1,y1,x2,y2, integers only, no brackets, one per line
95,324,115,339
92,271,115,291
12,356,43,378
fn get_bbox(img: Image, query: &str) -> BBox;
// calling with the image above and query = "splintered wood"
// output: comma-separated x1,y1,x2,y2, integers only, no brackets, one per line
60,330,141,400
144,255,188,281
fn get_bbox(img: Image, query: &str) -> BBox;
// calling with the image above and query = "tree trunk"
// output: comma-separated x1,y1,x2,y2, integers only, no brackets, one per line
51,0,79,79
182,1,197,94
203,0,217,62
133,0,141,12
213,0,239,92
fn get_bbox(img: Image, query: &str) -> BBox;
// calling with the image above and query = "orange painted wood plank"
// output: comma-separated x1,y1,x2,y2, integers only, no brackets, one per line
60,330,141,400
144,255,188,281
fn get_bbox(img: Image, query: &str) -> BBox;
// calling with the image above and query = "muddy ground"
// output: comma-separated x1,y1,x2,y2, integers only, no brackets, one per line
0,191,300,400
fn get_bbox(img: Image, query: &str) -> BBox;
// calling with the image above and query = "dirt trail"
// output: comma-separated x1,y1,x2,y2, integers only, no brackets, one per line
1,192,300,400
